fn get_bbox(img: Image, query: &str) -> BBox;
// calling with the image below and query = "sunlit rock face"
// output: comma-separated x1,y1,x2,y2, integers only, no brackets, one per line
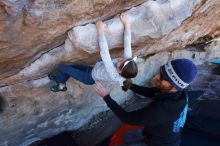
0,0,220,146
0,0,145,79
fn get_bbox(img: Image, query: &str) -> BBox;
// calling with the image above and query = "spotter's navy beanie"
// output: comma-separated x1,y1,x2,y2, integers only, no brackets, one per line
161,59,197,90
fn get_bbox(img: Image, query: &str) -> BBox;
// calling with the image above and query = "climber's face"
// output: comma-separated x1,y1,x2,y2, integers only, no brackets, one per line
117,58,125,73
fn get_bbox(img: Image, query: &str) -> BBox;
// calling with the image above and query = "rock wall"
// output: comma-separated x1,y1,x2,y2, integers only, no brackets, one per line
0,0,220,146
0,0,145,79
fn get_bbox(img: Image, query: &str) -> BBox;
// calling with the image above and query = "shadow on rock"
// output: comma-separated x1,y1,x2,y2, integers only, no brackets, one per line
0,96,4,113
212,66,220,75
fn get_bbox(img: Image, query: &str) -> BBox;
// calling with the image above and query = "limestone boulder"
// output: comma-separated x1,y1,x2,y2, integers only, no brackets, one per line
1,0,220,86
0,0,145,79
0,0,220,146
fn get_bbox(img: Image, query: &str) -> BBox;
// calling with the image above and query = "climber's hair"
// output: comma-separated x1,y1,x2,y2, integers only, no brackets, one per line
119,58,138,78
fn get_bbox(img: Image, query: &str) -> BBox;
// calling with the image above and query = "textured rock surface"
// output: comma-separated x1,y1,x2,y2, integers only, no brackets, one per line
0,0,220,146
0,0,145,79
1,0,220,86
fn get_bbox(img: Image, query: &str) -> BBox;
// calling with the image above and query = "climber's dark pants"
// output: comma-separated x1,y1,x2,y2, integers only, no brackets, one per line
55,64,95,85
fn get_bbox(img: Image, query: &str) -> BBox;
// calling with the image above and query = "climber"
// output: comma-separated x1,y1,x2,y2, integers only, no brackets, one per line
48,12,138,92
93,58,197,146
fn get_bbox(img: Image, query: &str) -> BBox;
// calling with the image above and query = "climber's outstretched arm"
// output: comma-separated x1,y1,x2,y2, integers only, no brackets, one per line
96,21,125,86
120,12,132,59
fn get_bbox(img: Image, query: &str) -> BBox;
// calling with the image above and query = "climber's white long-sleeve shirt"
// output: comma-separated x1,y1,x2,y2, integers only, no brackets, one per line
92,30,132,86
